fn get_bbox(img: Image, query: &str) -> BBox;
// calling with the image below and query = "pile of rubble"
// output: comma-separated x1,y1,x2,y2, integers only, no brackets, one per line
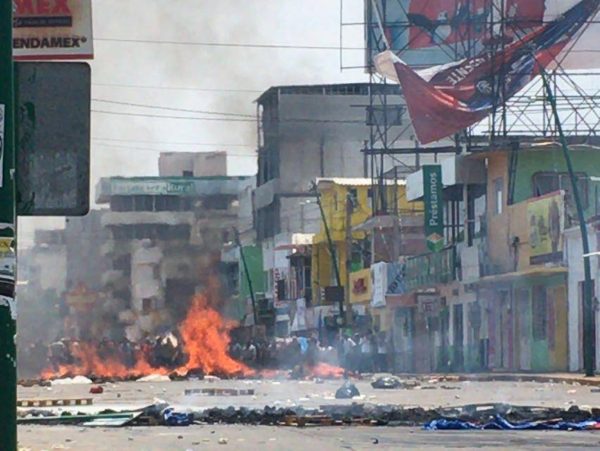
18,401,600,429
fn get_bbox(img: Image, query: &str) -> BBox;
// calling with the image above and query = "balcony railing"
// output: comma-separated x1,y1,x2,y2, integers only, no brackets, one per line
404,246,458,291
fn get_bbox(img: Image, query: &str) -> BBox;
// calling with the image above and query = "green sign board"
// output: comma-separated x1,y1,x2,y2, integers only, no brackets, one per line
423,165,444,252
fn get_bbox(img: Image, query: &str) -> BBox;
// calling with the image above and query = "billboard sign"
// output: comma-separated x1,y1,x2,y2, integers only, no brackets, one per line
423,165,444,252
374,0,600,144
13,0,94,60
528,191,565,264
16,62,91,216
366,0,600,70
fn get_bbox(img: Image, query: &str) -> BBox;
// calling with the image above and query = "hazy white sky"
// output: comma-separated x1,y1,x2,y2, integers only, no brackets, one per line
20,0,368,244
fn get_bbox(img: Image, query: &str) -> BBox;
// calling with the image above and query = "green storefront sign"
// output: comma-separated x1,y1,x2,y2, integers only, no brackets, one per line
423,165,444,252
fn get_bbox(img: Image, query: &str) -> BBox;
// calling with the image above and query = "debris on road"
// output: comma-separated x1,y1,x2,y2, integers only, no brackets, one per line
371,376,402,390
17,398,93,408
162,407,194,426
424,415,600,431
137,374,171,383
184,388,255,397
335,382,360,399
50,376,93,386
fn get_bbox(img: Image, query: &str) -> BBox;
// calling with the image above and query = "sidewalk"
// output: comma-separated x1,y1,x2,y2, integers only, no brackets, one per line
400,372,600,387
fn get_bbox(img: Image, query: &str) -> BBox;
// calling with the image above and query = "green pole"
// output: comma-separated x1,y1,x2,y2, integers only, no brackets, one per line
540,69,595,377
0,1,16,449
315,192,344,319
234,229,258,326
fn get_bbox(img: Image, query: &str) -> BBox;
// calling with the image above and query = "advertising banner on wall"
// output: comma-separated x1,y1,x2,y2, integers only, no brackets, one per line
14,0,94,60
374,0,600,144
366,0,600,69
423,165,444,252
528,191,565,264
349,268,372,304
371,262,387,308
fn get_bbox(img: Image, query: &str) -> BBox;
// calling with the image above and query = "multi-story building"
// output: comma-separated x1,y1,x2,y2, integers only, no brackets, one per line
65,209,110,292
400,142,600,373
158,151,228,177
95,169,253,341
253,83,440,304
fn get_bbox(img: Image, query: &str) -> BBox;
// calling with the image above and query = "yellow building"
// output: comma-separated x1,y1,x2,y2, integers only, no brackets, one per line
311,178,422,307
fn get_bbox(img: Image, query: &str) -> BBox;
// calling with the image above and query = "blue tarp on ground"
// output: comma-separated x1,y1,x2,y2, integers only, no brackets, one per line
424,416,600,431
162,408,194,426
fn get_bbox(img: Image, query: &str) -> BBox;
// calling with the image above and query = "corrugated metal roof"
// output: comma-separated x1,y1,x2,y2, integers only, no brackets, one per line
316,177,407,187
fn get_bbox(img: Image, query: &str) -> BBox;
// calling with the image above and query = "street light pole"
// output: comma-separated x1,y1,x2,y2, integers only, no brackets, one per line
0,1,17,448
540,69,596,377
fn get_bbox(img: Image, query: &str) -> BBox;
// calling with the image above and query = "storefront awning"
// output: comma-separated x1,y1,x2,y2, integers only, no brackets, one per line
475,266,567,285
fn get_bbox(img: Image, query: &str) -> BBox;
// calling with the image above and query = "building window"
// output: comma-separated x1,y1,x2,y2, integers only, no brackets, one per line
182,170,193,177
532,286,547,341
494,178,504,215
532,172,588,209
142,298,153,314
366,105,404,126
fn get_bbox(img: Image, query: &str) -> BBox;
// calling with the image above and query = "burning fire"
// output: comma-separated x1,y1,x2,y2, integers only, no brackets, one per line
308,362,345,379
176,294,248,376
42,293,250,380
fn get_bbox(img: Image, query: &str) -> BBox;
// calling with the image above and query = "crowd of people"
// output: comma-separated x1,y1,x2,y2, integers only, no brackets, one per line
337,331,391,373
31,328,392,378
227,329,393,375
46,333,186,372
229,336,329,370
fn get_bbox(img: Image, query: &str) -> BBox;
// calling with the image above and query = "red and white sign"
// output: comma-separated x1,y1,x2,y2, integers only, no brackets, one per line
13,0,94,60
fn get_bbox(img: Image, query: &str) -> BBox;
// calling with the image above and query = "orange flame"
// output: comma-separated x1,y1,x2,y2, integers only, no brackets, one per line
307,362,345,379
41,293,250,380
176,293,250,376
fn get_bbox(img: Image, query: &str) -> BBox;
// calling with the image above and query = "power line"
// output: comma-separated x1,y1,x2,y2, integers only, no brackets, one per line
92,99,254,118
93,82,263,93
92,109,255,122
92,109,365,124
95,37,364,51
94,143,257,157
92,137,254,147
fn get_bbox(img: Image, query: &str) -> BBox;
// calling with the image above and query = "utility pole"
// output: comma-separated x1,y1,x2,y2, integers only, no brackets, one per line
540,69,596,377
0,1,16,448
344,191,354,325
314,187,344,321
234,229,258,326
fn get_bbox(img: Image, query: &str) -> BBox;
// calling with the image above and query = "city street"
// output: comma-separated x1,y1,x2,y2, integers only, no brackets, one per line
17,424,600,451
16,378,600,450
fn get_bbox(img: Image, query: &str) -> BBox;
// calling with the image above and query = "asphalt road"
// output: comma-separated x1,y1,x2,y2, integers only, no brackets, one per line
16,377,600,450
16,377,600,412
17,424,600,450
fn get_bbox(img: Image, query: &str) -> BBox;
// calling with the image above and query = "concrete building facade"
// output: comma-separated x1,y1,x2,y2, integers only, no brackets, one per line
95,174,253,341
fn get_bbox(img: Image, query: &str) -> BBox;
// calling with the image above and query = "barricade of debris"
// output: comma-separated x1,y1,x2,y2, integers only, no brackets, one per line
17,402,600,429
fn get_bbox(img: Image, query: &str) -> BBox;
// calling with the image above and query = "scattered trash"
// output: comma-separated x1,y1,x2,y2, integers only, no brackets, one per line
567,389,577,394
137,374,171,383
440,385,461,391
335,382,360,399
184,388,255,397
51,376,92,386
218,437,228,444
205,375,221,382
372,438,379,444
424,415,600,431
89,386,104,394
162,407,194,426
371,376,402,390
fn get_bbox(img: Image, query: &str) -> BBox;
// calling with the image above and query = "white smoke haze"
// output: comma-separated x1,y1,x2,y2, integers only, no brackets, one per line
21,0,367,242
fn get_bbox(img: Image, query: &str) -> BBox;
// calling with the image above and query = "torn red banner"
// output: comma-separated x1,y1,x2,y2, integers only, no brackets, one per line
375,0,600,144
